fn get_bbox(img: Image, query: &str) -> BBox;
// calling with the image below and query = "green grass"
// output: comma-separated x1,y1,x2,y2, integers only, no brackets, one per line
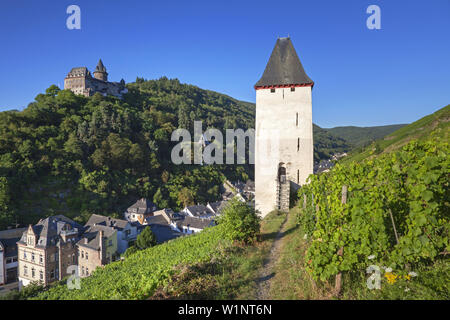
339,260,450,300
149,210,287,300
269,207,335,299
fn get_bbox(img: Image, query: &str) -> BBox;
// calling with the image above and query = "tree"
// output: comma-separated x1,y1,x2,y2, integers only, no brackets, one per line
217,198,260,244
136,227,157,249
45,85,60,97
178,187,194,208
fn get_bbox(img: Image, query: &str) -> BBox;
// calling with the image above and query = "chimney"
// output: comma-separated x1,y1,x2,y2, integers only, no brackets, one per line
99,230,104,264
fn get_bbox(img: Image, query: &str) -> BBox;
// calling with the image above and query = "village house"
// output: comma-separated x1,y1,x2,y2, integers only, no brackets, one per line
182,204,216,219
174,216,215,234
206,201,228,216
85,214,139,254
124,198,158,224
243,180,255,200
76,225,117,278
17,215,84,289
0,227,27,285
144,214,182,243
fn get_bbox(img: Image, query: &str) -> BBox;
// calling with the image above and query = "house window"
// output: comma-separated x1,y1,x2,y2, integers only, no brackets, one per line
40,270,43,281
81,266,85,276
23,251,27,259
81,251,84,259
296,113,298,126
297,138,300,151
297,170,300,184
24,265,28,275
85,252,88,260
291,87,295,92
31,253,35,261
39,255,43,264
31,268,35,278
72,254,76,264
86,268,89,276
50,269,55,279
270,88,275,93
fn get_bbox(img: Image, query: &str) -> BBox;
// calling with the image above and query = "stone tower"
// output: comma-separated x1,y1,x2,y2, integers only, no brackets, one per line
254,37,314,217
93,59,108,81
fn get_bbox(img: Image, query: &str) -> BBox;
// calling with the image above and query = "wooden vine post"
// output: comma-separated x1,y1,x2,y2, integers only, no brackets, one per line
335,185,347,296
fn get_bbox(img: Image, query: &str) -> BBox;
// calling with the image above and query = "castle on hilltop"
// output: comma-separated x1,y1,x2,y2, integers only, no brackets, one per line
64,59,128,98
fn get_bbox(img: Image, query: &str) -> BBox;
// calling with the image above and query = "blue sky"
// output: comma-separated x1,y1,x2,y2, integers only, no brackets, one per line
0,0,449,127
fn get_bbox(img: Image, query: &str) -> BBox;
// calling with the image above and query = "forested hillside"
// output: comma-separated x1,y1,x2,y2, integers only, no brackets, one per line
326,124,407,147
313,124,351,161
0,78,254,229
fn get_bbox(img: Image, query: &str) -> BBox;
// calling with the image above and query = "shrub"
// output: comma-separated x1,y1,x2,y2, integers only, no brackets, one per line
136,226,157,249
218,199,260,244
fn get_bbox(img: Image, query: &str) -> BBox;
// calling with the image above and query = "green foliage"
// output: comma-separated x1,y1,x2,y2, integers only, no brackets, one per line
298,135,449,282
29,224,231,300
123,245,139,258
136,227,157,249
0,78,254,228
218,199,260,244
1,281,44,300
326,124,407,147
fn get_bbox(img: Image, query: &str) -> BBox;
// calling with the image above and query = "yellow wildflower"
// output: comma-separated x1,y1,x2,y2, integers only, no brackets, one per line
384,272,398,284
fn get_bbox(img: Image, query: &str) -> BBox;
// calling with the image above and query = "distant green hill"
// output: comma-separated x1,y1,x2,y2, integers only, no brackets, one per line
313,124,351,162
341,104,450,164
325,124,407,147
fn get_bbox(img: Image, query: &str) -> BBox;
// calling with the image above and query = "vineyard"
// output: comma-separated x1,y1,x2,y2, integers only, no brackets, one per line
297,133,449,294
30,224,231,300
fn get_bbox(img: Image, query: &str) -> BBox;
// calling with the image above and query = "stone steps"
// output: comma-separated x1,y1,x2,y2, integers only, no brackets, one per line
276,179,290,212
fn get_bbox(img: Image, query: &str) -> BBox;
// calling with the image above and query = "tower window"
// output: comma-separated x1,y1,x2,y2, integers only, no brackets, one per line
291,87,295,92
297,138,300,151
270,88,275,93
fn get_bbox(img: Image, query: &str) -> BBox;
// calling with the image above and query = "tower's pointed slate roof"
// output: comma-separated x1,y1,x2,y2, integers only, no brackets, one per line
255,37,313,88
95,59,106,72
